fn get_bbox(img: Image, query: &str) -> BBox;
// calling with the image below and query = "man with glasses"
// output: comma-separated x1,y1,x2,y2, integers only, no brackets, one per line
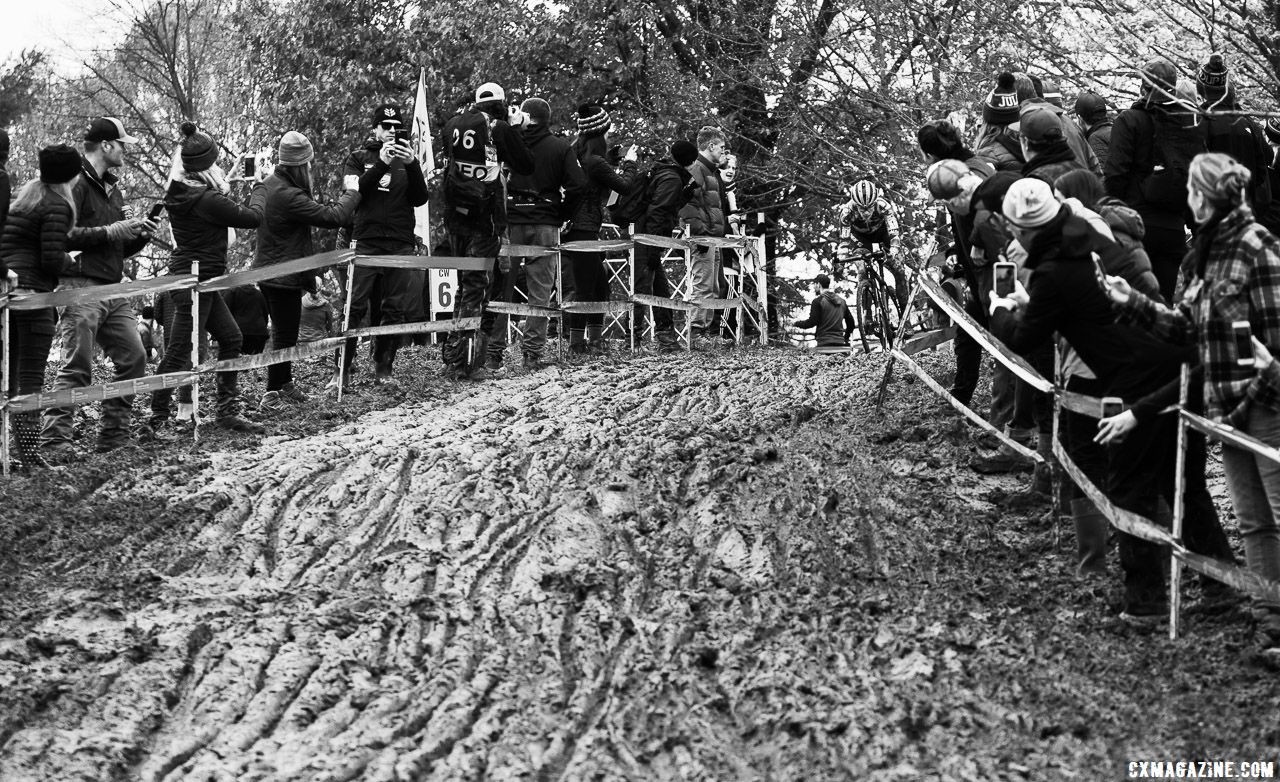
333,103,428,390
837,179,909,313
42,117,158,457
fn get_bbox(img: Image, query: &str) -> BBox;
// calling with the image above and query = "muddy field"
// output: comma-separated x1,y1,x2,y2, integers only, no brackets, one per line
1,345,1277,781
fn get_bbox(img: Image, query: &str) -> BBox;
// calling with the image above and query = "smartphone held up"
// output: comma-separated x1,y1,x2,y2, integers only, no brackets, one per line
1100,396,1124,419
1233,320,1256,367
993,261,1016,298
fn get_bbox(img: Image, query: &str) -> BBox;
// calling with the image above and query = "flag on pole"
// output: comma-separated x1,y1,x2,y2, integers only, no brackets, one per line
411,67,434,249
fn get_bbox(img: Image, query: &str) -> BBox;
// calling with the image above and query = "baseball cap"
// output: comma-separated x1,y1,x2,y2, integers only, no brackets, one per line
475,82,506,103
84,117,139,144
926,159,972,200
371,104,404,126
1015,107,1064,143
1072,92,1107,119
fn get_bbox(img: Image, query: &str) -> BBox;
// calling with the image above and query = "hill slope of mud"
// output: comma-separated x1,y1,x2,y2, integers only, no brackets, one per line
1,347,1277,781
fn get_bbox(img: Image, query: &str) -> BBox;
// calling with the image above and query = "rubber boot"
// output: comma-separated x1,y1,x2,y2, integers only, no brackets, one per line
468,331,494,381
1071,497,1109,576
568,328,588,354
13,412,50,471
1029,436,1055,497
216,371,264,434
586,324,605,355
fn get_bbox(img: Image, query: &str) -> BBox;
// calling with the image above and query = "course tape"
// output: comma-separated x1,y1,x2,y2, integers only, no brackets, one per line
631,293,701,312
1058,390,1110,419
8,274,199,311
900,326,957,356
1180,409,1280,465
559,239,634,253
343,317,482,340
687,235,752,249
561,301,632,315
1053,438,1175,545
892,348,1043,463
486,301,560,318
632,233,691,250
1174,549,1280,605
198,250,354,292
502,244,557,257
917,275,1054,393
199,337,346,373
6,371,201,413
353,255,493,272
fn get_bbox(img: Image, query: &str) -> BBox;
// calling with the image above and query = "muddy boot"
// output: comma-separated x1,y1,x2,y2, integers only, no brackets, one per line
568,328,588,355
215,372,264,434
12,412,50,471
1029,436,1055,497
1071,497,1109,576
467,332,494,381
586,324,605,355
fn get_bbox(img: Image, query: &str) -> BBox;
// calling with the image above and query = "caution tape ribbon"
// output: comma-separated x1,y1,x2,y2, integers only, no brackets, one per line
7,275,199,311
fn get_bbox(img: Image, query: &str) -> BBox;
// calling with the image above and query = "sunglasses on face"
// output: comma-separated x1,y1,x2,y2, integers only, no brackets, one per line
378,122,400,130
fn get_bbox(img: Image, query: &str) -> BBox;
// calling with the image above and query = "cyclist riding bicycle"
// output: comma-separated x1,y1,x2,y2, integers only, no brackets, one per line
837,180,910,313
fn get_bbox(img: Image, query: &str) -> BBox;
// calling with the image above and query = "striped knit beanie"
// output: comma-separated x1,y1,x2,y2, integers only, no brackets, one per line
577,104,611,137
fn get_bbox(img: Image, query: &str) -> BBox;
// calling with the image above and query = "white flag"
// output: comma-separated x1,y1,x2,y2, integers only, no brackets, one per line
410,67,434,250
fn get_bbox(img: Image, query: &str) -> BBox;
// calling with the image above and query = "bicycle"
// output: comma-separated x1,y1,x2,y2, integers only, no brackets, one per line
835,245,902,354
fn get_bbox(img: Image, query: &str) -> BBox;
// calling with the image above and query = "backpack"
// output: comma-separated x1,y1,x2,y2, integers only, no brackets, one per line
608,163,659,228
1140,107,1205,210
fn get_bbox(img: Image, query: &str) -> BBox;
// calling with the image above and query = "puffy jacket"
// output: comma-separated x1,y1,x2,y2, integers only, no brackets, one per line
1085,120,1113,172
507,124,586,226
65,155,150,283
638,161,694,236
975,130,1025,173
793,291,855,347
252,168,360,291
0,190,76,292
298,291,335,342
163,179,265,279
570,154,636,233
343,141,429,251
1061,197,1163,302
1023,99,1102,175
679,155,726,239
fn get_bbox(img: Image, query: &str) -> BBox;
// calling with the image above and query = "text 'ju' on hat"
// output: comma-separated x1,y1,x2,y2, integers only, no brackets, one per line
983,73,1020,127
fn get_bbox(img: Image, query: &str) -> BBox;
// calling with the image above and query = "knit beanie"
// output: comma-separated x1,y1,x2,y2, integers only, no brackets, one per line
39,143,82,184
179,121,218,173
1266,117,1280,146
1188,151,1251,206
983,73,1020,126
577,104,611,137
926,159,972,200
671,140,698,167
1002,178,1060,228
975,171,1021,214
521,98,551,125
278,131,314,166
1198,54,1229,96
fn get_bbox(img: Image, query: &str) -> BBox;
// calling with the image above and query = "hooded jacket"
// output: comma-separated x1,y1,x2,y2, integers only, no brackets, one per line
637,161,695,236
570,154,636,233
990,204,1190,401
793,290,855,347
0,190,76,291
1202,106,1272,215
679,154,726,239
1022,143,1082,186
1085,119,1114,171
298,291,334,342
343,139,429,251
252,167,360,291
975,132,1024,173
1105,99,1206,230
163,179,265,279
65,155,151,283
507,123,585,226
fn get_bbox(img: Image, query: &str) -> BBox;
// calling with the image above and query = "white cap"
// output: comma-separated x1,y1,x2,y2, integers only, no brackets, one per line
475,82,505,103
1002,178,1061,228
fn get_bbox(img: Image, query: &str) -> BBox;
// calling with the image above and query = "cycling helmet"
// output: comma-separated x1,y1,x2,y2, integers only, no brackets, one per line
849,180,882,207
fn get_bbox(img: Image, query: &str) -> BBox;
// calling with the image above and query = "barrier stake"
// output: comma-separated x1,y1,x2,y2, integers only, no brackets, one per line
337,258,355,403
629,240,636,353
1,281,10,476
1170,363,1190,640
1051,343,1063,548
191,262,200,444
876,277,924,409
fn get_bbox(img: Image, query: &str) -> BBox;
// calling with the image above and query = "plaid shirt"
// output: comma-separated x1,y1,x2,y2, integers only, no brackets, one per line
1120,203,1280,426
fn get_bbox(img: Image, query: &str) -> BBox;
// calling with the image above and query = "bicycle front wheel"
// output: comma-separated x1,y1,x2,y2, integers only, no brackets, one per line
856,279,881,353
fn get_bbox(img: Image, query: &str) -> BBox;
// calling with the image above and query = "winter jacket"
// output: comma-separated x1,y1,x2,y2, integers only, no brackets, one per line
793,290,855,347
638,161,695,237
440,108,535,235
1023,99,1102,175
679,155,726,239
252,167,360,291
1202,108,1272,216
222,284,269,337
1060,198,1162,301
1105,100,1204,230
1022,143,1082,186
163,179,265,279
570,155,636,233
1084,120,1113,172
1263,155,1280,237
65,155,150,283
975,130,1025,173
0,190,76,292
1117,202,1280,425
507,124,586,226
342,141,429,251
0,164,10,237
990,205,1187,401
298,291,334,342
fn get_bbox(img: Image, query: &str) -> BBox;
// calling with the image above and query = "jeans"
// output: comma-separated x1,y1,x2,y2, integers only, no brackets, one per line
1221,404,1280,610
482,257,527,356
443,231,499,370
259,285,300,390
633,243,675,336
342,243,423,369
563,228,610,330
509,224,561,357
41,277,146,446
690,245,724,331
152,287,244,419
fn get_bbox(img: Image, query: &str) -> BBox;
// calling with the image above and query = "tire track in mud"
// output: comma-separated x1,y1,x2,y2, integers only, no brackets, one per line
2,350,1128,779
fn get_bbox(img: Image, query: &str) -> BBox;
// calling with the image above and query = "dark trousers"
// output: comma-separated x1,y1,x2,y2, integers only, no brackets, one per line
260,285,301,391
1061,376,1109,495
564,228,609,330
1013,344,1055,436
342,248,423,369
7,306,56,397
152,288,243,418
444,231,499,369
482,256,528,355
950,291,986,405
634,243,675,334
1142,224,1187,304
1107,412,1233,609
242,334,269,355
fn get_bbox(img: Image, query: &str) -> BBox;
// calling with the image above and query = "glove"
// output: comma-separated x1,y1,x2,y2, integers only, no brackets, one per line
606,144,622,166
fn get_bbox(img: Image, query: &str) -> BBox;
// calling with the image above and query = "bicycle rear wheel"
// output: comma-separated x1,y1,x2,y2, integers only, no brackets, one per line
856,279,881,353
